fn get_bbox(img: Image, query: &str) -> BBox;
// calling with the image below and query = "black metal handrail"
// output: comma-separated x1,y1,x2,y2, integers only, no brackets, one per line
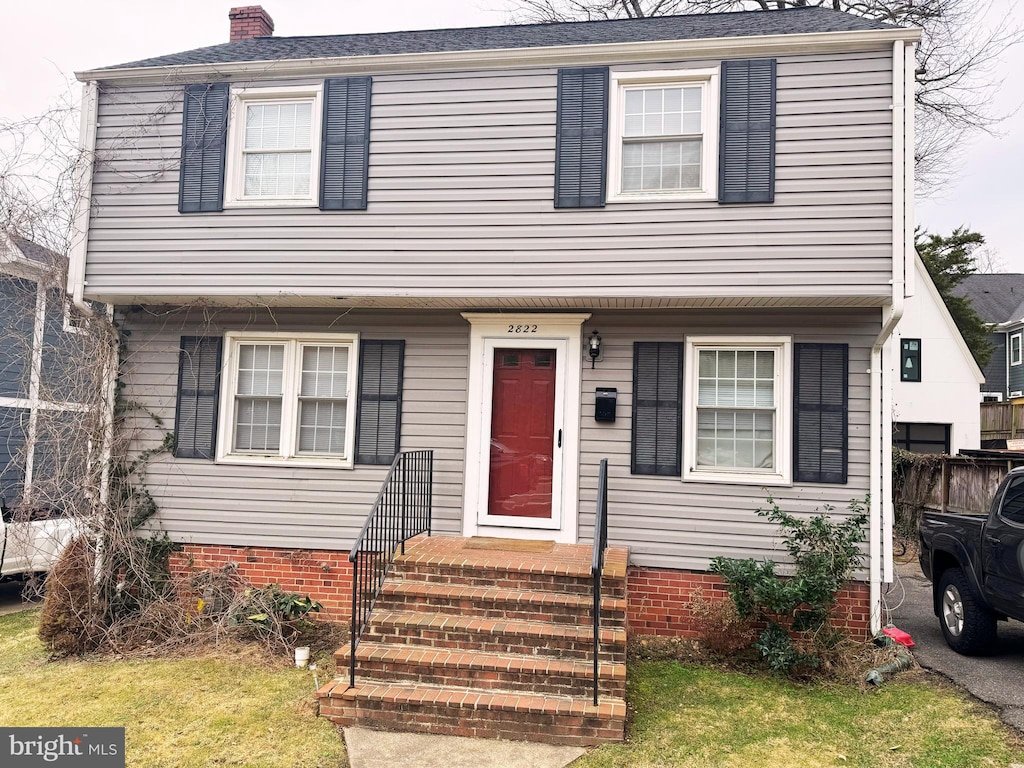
591,458,609,706
349,449,433,687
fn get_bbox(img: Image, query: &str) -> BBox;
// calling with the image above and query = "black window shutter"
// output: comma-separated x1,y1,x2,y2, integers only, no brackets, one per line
718,59,776,204
178,83,229,213
555,67,609,208
174,337,223,459
320,77,372,211
356,340,405,465
793,343,848,484
631,342,683,476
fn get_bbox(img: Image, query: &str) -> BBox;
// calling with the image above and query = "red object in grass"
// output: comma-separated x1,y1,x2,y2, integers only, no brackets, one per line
883,627,916,647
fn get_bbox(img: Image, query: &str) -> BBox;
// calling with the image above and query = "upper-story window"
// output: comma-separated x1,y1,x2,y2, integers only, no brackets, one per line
1011,332,1023,367
608,69,719,203
224,85,323,208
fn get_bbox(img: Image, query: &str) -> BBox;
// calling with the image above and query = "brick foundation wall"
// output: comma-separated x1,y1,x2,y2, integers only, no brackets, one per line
169,545,872,636
627,566,872,638
170,545,353,619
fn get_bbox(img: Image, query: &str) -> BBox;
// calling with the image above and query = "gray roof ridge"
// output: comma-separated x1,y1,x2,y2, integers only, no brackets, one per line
235,6,851,43
95,6,903,73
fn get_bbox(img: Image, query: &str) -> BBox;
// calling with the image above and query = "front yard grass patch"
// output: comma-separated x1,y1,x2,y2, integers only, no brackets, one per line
577,661,1024,768
0,609,345,768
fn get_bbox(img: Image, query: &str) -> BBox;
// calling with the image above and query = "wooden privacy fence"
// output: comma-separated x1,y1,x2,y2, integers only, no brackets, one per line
897,454,1024,516
980,402,1024,443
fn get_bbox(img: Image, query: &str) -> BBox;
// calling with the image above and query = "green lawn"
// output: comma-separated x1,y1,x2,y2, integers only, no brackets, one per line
0,610,345,768
3,609,1021,768
576,661,1024,768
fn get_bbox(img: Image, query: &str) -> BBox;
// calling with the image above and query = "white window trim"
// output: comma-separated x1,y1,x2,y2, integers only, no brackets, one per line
607,67,719,204
682,335,792,486
1011,332,1023,366
981,392,1003,403
216,331,358,469
223,84,323,209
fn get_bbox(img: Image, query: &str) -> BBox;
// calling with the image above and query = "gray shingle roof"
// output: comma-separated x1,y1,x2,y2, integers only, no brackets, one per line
10,234,59,265
954,274,1024,324
103,8,899,71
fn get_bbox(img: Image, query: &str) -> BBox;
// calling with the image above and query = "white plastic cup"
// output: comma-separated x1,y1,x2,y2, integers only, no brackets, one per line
294,646,311,668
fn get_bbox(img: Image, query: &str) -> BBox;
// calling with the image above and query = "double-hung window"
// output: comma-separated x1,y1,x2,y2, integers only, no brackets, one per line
1011,332,1022,367
224,85,323,207
683,336,791,485
218,332,357,467
608,69,718,202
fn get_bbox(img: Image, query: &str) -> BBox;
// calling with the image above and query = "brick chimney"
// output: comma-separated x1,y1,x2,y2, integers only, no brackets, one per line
229,6,274,41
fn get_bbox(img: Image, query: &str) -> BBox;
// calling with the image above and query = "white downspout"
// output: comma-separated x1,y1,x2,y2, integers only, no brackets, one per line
869,40,910,634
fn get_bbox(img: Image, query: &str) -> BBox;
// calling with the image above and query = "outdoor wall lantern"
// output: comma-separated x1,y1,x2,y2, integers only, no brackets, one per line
588,330,602,368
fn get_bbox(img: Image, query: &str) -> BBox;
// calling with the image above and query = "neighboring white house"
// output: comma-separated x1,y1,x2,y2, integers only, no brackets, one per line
891,254,984,454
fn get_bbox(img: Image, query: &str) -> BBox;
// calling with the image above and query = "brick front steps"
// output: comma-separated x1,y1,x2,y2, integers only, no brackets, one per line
317,536,629,746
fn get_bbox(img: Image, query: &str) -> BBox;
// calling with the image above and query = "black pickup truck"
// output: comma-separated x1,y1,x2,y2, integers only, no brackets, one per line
919,467,1024,655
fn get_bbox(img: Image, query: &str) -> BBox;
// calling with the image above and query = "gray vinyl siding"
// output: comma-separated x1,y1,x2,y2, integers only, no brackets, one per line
0,278,36,399
983,331,1006,396
576,308,876,571
85,48,894,303
120,308,468,549
1008,328,1024,397
122,306,876,572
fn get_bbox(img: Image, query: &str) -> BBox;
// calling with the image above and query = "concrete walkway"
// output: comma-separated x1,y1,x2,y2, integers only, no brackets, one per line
343,726,585,768
890,562,1024,733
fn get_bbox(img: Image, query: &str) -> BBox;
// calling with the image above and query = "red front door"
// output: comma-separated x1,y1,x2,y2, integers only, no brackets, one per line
487,348,556,518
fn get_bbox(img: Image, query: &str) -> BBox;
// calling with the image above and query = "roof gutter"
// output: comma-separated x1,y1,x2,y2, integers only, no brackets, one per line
869,39,913,635
75,27,920,84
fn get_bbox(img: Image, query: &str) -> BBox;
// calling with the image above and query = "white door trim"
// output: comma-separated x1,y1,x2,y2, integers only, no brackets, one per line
461,312,590,544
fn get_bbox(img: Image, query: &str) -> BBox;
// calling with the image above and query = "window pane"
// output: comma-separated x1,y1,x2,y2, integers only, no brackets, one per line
234,397,282,452
245,102,312,150
298,399,348,454
244,152,312,197
236,344,284,396
301,346,349,398
694,346,777,472
621,139,701,193
695,408,775,469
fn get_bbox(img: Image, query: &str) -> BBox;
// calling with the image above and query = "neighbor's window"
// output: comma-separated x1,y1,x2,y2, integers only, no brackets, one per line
893,422,950,455
219,332,357,466
610,69,718,201
684,337,791,484
1012,332,1022,366
225,86,322,207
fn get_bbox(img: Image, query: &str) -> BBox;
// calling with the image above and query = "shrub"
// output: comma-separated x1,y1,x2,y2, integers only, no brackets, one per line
710,496,868,675
687,588,756,657
230,584,322,644
38,538,103,656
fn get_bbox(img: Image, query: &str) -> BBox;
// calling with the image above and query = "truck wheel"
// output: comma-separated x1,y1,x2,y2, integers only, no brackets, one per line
937,567,997,655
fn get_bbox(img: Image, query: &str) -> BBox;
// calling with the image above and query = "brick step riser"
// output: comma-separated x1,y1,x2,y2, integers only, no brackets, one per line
391,565,627,599
320,698,624,747
362,626,626,662
374,594,627,628
338,659,625,698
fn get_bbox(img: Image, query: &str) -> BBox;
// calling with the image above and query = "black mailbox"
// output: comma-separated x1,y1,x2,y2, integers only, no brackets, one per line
595,387,617,422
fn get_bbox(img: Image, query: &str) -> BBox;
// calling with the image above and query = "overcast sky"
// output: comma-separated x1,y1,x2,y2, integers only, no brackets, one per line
4,0,1024,270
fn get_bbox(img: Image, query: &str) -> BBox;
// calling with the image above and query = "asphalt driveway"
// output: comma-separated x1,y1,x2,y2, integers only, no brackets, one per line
0,579,38,616
891,562,1024,733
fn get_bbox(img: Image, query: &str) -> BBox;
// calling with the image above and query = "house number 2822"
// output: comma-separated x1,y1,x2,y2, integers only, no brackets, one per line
508,324,539,334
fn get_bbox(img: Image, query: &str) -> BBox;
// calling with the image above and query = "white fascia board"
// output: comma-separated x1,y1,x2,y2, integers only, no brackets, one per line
76,28,921,84
913,253,985,383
